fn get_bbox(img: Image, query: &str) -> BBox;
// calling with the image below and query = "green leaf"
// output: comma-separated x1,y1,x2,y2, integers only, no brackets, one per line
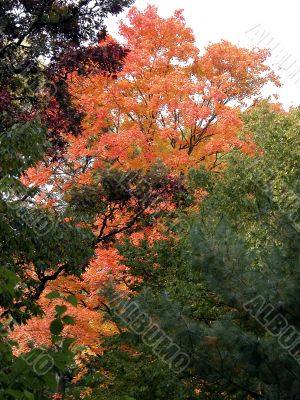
65,295,78,307
50,318,64,335
62,337,76,349
53,351,73,370
55,305,67,316
44,371,57,391
62,315,75,325
46,291,61,300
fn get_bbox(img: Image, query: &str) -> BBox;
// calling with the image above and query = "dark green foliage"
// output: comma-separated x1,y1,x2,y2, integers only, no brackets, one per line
184,104,300,398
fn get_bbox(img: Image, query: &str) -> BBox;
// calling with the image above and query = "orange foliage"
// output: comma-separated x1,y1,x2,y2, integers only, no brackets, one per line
66,6,279,170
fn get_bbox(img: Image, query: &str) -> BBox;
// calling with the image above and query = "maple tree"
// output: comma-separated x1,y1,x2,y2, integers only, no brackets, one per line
13,6,281,379
65,6,279,170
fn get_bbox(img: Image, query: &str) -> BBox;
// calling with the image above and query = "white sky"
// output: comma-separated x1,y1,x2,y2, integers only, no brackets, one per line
107,0,300,109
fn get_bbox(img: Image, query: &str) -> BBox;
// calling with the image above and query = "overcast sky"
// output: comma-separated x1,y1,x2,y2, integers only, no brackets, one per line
107,0,300,109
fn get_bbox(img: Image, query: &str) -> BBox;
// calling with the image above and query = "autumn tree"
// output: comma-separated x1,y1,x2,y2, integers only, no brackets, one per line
66,6,279,170
28,5,279,279
13,9,282,398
